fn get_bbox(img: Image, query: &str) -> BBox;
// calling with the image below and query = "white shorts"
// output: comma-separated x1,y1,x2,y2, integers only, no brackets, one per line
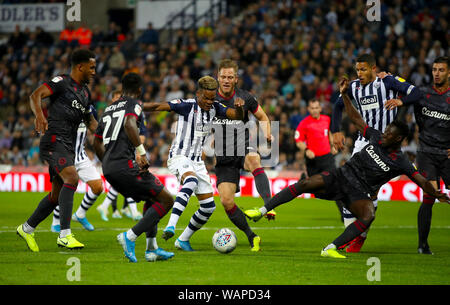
351,138,369,156
167,155,214,195
75,158,101,183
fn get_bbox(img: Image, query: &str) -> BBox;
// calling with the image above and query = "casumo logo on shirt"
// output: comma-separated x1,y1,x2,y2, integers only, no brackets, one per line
421,107,450,121
365,145,390,172
359,95,379,111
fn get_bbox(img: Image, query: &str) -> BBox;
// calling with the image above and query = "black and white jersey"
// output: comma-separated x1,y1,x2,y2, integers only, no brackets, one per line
414,86,450,156
74,122,89,164
168,98,229,162
332,75,416,141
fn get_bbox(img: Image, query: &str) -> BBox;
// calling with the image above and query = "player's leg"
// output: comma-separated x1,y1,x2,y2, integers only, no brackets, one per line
18,175,62,252
72,177,103,231
163,162,199,240
143,201,174,261
176,192,216,251
244,152,272,206
416,152,441,254
218,181,261,251
123,197,142,220
322,199,375,259
56,165,84,249
51,205,61,232
97,186,119,221
245,174,326,220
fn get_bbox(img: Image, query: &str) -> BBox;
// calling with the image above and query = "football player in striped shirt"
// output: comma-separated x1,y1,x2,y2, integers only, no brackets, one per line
331,53,422,252
142,76,244,251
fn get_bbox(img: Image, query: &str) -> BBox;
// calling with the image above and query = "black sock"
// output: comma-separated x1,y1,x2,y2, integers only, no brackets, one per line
27,193,57,228
418,196,434,249
59,184,76,230
264,181,303,211
252,168,271,205
226,204,256,245
132,202,166,237
332,219,371,248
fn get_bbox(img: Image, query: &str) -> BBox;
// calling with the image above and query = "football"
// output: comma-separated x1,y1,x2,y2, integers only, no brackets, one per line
212,228,237,254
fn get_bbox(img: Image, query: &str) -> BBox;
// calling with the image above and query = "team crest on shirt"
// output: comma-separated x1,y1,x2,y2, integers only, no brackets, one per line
52,76,63,83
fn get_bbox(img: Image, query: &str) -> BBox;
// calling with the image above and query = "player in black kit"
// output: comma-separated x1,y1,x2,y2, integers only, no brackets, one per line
93,73,174,263
385,56,450,254
213,59,274,251
245,76,449,259
17,49,97,251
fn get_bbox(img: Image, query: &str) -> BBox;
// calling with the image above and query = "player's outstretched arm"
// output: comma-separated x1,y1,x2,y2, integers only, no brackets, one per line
253,105,272,143
225,97,245,120
339,77,367,134
141,101,171,112
30,84,52,134
412,173,450,204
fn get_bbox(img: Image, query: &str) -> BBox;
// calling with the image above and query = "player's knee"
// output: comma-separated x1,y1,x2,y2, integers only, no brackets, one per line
220,196,234,210
245,155,261,171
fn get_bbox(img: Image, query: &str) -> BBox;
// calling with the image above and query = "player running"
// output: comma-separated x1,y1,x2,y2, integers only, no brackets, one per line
245,76,449,259
330,53,422,252
93,73,174,263
143,76,244,251
17,49,97,251
384,56,450,254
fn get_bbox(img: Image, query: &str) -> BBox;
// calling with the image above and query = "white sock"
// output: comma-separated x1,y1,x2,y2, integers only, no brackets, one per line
52,206,60,226
146,237,158,250
167,176,198,229
178,226,195,242
324,243,336,251
60,229,71,238
259,206,268,216
128,200,138,215
22,222,35,234
76,188,99,218
126,229,137,242
102,187,118,209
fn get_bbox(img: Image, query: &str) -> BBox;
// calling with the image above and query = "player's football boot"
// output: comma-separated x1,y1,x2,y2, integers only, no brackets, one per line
121,207,132,219
321,246,346,259
265,210,276,221
97,205,109,221
117,232,137,262
250,235,261,252
418,247,433,255
57,233,84,250
17,224,39,252
111,210,122,219
244,208,263,222
72,213,94,231
162,226,175,241
175,238,194,251
145,248,175,262
51,224,61,233
346,235,366,253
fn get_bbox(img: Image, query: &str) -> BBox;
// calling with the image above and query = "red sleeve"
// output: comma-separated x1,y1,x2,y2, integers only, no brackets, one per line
295,120,306,143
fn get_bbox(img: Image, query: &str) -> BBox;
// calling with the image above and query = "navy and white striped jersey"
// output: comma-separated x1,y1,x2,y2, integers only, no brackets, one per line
331,75,417,141
168,98,228,162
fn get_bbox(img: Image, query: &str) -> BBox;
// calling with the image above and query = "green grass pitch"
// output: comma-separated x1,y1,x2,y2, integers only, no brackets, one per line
0,192,449,285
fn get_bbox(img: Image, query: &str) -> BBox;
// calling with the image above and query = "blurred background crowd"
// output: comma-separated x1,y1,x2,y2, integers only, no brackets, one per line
0,0,448,174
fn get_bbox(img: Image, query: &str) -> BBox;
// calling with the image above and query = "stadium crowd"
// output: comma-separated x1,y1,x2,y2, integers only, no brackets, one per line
0,0,448,174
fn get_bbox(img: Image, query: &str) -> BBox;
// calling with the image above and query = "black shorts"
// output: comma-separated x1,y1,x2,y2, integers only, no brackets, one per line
317,169,371,207
40,140,75,183
417,151,450,187
306,153,336,177
104,167,165,203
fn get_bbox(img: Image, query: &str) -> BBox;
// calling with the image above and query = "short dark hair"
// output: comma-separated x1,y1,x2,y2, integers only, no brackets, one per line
433,56,449,67
356,53,376,67
70,49,96,66
391,120,409,141
308,99,320,106
121,73,143,94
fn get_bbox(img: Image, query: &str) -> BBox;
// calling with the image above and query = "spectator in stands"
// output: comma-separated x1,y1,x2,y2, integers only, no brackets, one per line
138,22,159,45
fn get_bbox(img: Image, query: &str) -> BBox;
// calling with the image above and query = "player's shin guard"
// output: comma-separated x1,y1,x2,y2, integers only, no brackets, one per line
179,197,216,241
131,202,167,237
418,195,435,249
59,184,77,232
252,167,272,205
27,193,58,228
332,219,372,249
226,204,256,245
264,180,303,212
166,176,198,228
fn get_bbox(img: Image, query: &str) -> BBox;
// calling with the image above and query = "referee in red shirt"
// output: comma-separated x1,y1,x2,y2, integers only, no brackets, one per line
295,99,344,220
